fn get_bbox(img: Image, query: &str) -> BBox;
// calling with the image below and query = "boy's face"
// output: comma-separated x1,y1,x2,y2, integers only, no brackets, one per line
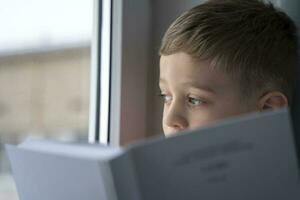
159,52,257,137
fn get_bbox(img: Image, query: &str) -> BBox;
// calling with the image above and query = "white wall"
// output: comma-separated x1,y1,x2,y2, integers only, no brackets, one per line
111,0,152,145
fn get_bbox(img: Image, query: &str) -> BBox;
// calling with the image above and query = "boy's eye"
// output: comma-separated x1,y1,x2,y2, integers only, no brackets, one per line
188,97,204,106
159,94,172,104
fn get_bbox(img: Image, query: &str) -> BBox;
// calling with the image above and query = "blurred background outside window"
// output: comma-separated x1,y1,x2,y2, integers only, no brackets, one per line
0,0,93,199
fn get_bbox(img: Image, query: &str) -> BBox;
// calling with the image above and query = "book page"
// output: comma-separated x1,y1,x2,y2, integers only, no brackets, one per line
19,139,123,160
126,108,300,200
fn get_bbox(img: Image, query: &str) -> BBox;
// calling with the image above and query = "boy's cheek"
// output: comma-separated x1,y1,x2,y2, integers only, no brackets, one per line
162,99,257,136
188,115,217,130
183,108,235,130
162,110,214,135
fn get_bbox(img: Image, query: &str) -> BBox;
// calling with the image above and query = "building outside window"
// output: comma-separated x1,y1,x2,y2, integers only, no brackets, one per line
0,0,93,199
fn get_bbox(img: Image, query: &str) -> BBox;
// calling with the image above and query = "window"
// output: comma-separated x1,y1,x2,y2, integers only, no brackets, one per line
0,0,93,199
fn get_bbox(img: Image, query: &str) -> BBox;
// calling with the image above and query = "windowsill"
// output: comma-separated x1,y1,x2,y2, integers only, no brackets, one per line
0,174,19,200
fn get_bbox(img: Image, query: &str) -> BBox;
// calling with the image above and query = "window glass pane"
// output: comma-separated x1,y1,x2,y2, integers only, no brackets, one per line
0,0,93,199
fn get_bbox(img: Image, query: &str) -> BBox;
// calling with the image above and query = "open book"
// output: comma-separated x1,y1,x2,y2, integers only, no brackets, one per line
6,108,300,200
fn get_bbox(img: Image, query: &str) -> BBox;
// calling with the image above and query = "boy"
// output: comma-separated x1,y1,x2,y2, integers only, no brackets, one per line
158,0,298,137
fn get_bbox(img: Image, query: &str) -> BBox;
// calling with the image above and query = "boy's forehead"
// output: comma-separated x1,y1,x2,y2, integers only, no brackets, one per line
159,52,237,92
160,53,214,81
160,53,210,78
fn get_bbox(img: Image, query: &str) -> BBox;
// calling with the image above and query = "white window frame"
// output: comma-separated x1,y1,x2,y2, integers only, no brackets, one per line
89,0,152,146
89,0,112,144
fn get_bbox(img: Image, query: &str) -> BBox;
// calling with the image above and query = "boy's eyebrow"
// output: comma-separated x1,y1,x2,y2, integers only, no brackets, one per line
182,81,215,93
159,78,215,94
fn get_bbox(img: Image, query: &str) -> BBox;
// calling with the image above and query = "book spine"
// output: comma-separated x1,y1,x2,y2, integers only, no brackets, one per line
98,160,119,200
109,152,142,200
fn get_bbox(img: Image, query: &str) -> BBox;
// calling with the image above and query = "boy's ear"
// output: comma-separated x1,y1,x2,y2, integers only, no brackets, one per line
257,91,288,110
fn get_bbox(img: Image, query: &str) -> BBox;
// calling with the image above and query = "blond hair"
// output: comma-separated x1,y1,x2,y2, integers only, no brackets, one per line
160,0,298,103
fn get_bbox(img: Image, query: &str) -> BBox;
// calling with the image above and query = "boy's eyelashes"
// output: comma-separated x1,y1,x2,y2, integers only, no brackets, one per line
157,93,206,106
188,96,205,106
158,93,172,104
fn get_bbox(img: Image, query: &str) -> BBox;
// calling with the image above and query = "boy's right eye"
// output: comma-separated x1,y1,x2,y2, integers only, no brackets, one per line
158,93,172,104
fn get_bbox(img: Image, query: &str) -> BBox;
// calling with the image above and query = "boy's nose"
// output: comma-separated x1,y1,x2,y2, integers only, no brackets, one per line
164,104,188,133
